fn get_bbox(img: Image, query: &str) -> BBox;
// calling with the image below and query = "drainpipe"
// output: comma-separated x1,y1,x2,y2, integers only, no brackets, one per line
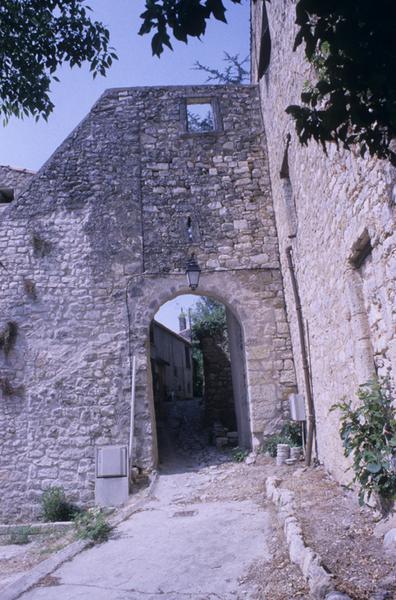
285,246,316,467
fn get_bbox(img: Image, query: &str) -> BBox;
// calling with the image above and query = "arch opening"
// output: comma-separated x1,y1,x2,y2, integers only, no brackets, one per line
149,293,251,468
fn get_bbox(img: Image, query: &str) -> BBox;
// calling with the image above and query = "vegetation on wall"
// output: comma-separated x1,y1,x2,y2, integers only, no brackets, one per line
32,234,52,258
190,298,227,397
23,279,37,301
331,378,396,515
262,421,303,457
0,321,18,356
0,376,24,397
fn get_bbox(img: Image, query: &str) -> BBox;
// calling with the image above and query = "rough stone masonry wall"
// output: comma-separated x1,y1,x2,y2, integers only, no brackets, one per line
251,0,396,483
0,85,295,521
0,166,35,198
199,333,236,429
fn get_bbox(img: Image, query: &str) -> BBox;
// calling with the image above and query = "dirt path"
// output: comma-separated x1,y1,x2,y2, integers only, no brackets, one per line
17,452,309,600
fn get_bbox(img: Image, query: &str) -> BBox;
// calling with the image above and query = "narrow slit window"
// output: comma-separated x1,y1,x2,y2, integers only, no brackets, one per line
186,216,193,241
186,101,215,133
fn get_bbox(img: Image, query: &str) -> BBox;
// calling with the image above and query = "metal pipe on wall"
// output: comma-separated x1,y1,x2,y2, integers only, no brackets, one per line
285,246,316,467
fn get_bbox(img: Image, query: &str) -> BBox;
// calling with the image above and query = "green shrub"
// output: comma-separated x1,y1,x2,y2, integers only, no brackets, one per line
331,377,396,515
262,421,303,457
232,447,249,462
9,526,31,545
74,508,111,543
41,486,77,522
262,434,289,457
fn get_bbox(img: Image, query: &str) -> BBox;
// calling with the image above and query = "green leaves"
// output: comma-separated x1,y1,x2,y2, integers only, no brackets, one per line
331,378,396,515
0,0,117,121
191,298,227,341
290,0,396,167
138,0,242,57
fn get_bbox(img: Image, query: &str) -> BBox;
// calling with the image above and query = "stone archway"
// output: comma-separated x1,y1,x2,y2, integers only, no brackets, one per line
126,268,295,470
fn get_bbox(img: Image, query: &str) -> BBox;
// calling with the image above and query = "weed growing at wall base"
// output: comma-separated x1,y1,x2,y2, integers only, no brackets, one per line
41,486,78,522
8,526,32,545
74,508,112,543
331,378,396,515
262,421,303,457
232,447,249,462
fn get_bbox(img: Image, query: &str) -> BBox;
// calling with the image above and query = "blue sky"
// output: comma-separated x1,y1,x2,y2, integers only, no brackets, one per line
155,294,201,332
0,0,250,331
0,0,250,172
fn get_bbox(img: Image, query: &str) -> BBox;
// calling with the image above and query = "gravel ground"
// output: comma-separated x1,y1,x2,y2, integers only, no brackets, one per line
280,465,396,600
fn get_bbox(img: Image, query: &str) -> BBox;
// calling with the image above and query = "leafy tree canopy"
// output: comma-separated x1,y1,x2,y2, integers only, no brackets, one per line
138,0,241,57
191,297,226,340
0,0,116,122
287,0,396,167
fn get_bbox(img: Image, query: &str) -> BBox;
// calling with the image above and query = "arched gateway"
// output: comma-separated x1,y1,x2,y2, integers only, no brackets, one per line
0,85,296,520
127,271,293,469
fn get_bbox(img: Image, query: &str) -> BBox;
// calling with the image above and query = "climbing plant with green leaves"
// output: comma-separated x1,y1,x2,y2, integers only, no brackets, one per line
331,378,396,514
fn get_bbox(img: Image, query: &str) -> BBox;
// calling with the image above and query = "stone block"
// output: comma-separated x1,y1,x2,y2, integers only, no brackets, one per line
383,528,396,551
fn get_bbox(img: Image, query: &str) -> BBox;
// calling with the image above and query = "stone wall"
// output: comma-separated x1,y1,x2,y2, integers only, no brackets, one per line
199,332,235,429
0,85,296,520
0,166,35,199
251,0,396,483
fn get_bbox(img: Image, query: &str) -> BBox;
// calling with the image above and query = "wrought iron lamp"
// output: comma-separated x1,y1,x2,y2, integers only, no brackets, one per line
185,253,201,290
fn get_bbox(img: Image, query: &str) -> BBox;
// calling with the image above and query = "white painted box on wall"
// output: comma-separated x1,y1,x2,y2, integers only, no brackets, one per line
289,394,306,421
95,445,129,507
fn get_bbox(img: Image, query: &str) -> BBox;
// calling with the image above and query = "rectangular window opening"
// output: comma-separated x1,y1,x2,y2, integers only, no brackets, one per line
186,100,215,133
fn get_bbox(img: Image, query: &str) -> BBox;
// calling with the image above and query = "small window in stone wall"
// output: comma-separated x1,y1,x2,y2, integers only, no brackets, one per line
186,100,215,133
0,188,14,204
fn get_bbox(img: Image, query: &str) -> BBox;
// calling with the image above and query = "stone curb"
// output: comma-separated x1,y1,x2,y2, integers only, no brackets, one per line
1,472,158,600
266,476,351,600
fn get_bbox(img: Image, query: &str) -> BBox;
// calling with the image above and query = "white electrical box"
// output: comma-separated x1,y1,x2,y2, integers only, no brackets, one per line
96,445,128,478
289,393,306,421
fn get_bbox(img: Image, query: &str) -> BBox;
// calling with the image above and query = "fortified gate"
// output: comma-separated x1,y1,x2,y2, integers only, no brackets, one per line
0,85,296,519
